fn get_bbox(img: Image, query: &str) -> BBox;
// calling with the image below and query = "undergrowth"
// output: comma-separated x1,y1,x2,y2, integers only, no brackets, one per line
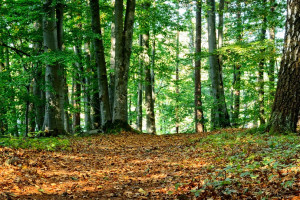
186,130,300,198
0,137,70,151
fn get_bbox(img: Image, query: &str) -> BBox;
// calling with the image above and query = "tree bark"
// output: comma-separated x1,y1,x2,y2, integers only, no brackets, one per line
141,1,156,134
232,0,242,127
144,32,156,134
218,0,224,49
136,35,143,131
109,0,116,115
73,45,82,133
56,0,70,133
258,2,267,125
195,0,205,133
207,0,230,129
90,0,112,128
113,0,136,128
267,0,300,133
175,30,180,134
0,46,6,134
43,0,65,136
32,23,45,131
268,0,276,99
84,43,92,132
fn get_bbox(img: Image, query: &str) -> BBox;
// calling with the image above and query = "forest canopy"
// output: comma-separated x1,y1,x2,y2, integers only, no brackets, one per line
0,0,298,136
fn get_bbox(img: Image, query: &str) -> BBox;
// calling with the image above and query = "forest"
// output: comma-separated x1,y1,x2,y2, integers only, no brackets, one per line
0,0,299,199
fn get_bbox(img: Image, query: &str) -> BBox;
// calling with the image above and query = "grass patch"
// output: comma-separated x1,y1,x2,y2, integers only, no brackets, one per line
0,136,70,151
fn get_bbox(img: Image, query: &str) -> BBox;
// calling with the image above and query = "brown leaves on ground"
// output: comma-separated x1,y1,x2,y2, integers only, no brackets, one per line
0,129,299,199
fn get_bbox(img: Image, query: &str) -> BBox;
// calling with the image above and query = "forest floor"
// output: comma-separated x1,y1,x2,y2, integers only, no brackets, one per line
0,128,299,200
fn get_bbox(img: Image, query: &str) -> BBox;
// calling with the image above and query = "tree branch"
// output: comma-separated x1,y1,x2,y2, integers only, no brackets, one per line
0,42,31,57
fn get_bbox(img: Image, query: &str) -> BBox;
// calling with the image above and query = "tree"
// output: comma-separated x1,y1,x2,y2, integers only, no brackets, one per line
258,0,267,125
113,0,136,128
267,0,300,133
194,0,204,133
90,0,112,128
43,0,65,136
206,0,230,129
142,1,156,134
268,0,276,99
232,0,242,127
136,35,143,131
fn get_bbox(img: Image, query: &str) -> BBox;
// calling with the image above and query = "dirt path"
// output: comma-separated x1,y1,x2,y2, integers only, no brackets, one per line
0,131,213,200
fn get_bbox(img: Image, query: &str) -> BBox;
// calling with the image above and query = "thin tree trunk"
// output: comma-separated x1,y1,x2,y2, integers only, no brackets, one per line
73,45,82,133
218,0,224,49
6,47,18,136
175,29,180,134
136,34,143,131
207,0,230,129
84,42,91,132
28,83,36,133
151,39,155,103
175,3,180,134
258,3,267,125
91,70,101,129
269,0,276,99
233,0,242,127
195,0,204,133
64,77,71,133
109,0,116,115
141,2,156,134
33,60,45,132
90,0,112,128
0,46,7,134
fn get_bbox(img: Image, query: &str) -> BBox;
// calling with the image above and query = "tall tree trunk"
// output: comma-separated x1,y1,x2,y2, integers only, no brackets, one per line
207,0,230,129
142,1,156,134
28,83,36,133
268,0,276,99
63,76,71,133
151,39,155,104
267,0,300,133
84,43,91,132
91,70,101,129
218,0,224,49
33,47,45,131
109,0,116,115
73,45,82,133
0,46,7,134
136,35,143,131
144,32,156,134
175,29,180,134
89,42,101,129
90,0,112,128
56,0,69,133
175,3,180,134
258,2,267,125
43,0,65,136
232,0,242,127
113,0,136,128
32,20,46,132
195,0,205,133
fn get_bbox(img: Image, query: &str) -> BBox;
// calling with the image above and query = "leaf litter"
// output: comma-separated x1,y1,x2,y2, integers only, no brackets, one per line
0,128,299,199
